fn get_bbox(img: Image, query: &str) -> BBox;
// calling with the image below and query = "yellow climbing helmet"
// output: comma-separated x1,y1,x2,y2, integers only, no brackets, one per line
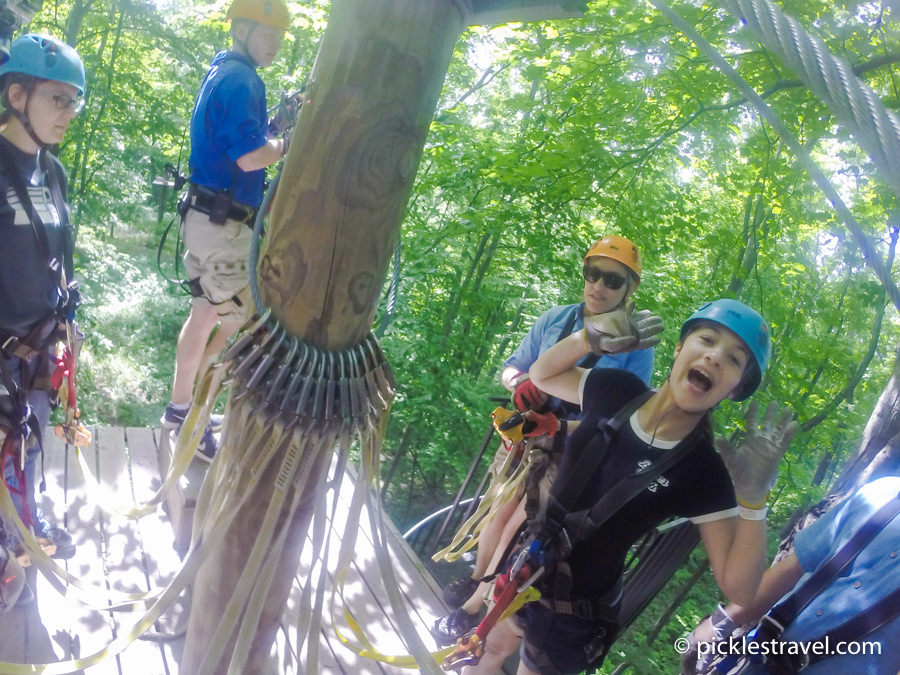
584,235,642,281
226,0,290,30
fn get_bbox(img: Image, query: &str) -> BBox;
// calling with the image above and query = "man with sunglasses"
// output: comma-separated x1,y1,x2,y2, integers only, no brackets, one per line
0,33,86,561
434,235,655,643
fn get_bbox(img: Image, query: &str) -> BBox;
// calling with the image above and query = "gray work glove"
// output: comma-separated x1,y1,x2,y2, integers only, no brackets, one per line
688,604,741,673
268,90,301,137
717,401,797,508
583,301,663,355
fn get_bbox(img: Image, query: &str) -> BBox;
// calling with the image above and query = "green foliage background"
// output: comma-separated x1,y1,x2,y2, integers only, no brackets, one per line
19,0,900,670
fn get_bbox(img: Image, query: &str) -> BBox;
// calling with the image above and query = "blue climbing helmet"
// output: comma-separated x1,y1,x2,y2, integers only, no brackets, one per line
0,34,85,95
680,299,771,401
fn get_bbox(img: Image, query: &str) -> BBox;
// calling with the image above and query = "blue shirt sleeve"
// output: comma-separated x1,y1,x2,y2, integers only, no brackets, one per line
794,477,900,574
504,308,555,373
621,347,654,385
210,71,268,162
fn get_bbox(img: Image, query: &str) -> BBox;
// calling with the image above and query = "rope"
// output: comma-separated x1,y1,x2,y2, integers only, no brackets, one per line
720,0,900,197
249,170,280,314
647,0,900,312
376,240,402,338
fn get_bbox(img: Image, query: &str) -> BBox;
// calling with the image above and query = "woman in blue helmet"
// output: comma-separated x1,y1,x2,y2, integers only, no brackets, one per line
0,34,86,560
461,300,796,675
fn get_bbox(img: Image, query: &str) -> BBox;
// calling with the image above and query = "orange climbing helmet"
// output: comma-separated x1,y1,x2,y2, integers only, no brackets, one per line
584,235,642,281
226,0,290,30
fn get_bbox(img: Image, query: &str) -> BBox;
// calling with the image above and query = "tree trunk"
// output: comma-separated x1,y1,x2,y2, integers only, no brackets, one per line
259,0,466,351
181,1,590,671
180,0,466,671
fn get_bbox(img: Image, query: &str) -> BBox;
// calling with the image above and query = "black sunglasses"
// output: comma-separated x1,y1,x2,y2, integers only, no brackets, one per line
583,266,627,290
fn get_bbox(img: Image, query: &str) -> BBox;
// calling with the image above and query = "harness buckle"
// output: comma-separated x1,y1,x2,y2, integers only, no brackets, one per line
757,613,786,641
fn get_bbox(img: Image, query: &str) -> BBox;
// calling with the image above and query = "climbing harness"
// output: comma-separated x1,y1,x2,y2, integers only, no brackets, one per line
432,303,595,566
430,408,547,566
441,541,544,671
51,323,91,448
442,389,706,669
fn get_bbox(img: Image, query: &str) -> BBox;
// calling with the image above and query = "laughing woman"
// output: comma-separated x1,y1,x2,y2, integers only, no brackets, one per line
462,299,796,675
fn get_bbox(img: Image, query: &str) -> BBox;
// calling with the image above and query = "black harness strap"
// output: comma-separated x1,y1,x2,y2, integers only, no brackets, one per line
0,148,63,289
755,490,900,671
564,422,704,544
540,389,655,536
810,584,900,662
39,149,75,282
766,490,900,631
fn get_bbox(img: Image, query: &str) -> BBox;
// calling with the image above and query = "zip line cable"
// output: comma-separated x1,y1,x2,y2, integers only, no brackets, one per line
647,0,900,313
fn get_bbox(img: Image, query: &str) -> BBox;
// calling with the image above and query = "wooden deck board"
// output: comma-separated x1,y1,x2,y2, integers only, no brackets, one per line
126,427,185,673
0,426,467,674
96,427,169,675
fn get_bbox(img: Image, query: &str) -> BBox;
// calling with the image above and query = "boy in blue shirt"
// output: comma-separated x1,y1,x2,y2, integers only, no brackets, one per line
162,0,290,460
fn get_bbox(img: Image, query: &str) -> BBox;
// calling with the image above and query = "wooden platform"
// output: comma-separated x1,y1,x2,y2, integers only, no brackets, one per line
0,427,465,674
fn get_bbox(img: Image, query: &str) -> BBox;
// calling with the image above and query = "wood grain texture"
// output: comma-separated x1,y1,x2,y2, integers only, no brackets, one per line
260,0,465,350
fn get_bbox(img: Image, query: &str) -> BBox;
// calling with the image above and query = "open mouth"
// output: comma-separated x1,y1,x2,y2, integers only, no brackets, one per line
687,368,712,392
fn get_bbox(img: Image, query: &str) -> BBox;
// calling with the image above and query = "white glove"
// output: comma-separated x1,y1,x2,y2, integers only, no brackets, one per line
717,401,797,508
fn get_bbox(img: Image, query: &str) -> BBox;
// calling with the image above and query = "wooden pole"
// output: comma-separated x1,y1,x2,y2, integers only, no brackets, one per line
181,1,466,671
259,0,468,350
181,0,587,672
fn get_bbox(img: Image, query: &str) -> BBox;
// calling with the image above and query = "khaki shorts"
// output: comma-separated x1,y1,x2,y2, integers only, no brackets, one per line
181,207,253,322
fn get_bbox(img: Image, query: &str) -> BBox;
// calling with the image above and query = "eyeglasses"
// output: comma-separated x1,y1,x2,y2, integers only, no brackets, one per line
51,93,85,112
41,91,85,113
583,266,627,290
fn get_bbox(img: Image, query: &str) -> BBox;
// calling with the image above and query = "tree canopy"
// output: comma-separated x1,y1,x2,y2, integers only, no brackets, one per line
20,0,900,670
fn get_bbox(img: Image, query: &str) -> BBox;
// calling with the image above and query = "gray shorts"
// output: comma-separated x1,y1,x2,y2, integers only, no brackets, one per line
181,207,253,322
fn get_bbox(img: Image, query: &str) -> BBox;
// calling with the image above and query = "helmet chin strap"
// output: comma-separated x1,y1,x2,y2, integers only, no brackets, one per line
232,22,260,68
5,92,50,148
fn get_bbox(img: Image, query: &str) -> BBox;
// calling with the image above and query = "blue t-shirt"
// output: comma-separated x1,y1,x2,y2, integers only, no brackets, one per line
746,476,900,674
189,50,268,208
504,302,655,387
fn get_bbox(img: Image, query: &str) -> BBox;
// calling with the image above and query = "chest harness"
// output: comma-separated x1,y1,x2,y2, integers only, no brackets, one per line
444,389,706,669
0,148,85,526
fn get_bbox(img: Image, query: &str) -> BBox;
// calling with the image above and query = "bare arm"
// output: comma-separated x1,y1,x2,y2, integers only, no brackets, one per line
528,330,591,405
697,516,768,607
235,138,285,172
727,552,804,624
692,552,804,644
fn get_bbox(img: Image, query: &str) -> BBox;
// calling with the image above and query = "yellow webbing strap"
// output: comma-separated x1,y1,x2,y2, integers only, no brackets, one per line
0,364,230,615
226,428,336,675
330,422,454,671
432,441,536,564
70,362,228,520
0,429,259,674
0,484,157,611
295,441,344,674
